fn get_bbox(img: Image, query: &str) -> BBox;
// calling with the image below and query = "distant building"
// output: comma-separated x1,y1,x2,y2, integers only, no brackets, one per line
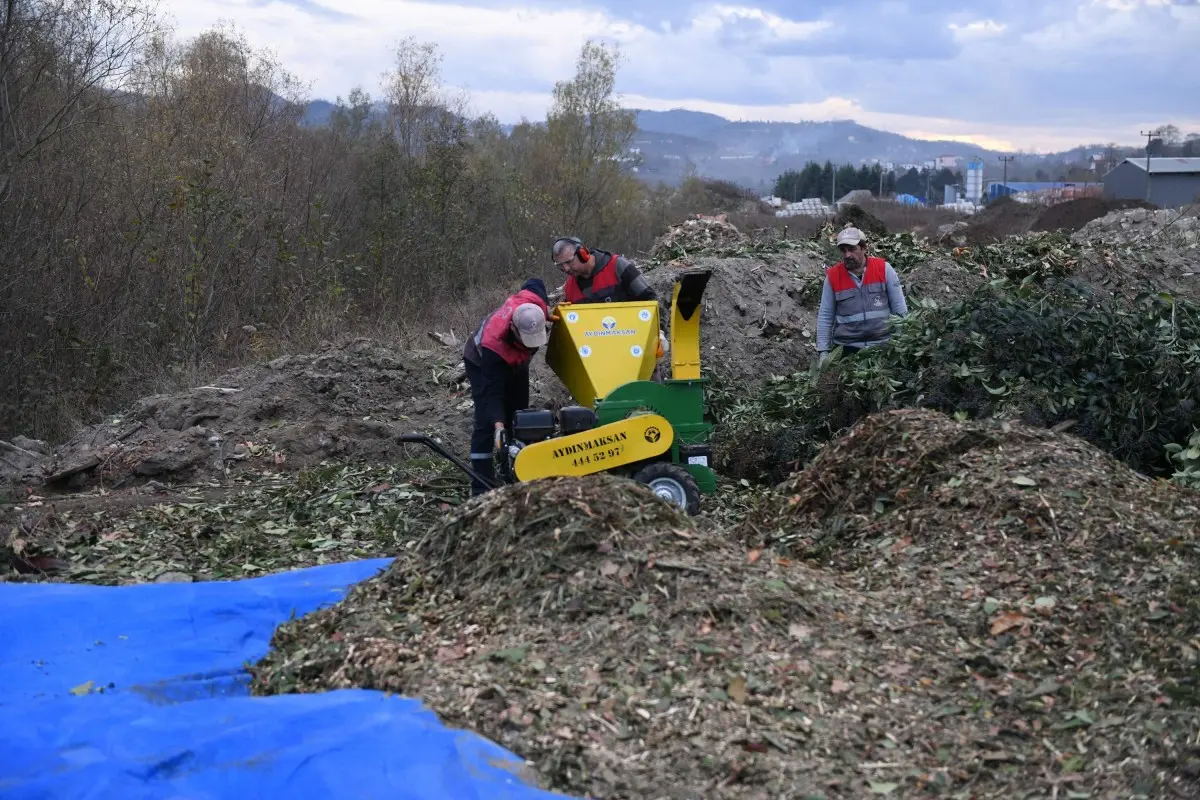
965,160,984,203
1102,158,1200,208
986,181,1102,204
935,155,958,170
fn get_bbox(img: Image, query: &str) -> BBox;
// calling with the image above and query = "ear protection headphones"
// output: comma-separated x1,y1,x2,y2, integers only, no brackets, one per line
554,236,590,263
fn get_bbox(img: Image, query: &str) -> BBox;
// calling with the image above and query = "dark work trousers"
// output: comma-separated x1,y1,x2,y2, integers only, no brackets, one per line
465,359,530,495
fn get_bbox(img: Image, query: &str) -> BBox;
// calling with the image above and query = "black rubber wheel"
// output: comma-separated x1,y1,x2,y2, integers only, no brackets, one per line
632,462,702,516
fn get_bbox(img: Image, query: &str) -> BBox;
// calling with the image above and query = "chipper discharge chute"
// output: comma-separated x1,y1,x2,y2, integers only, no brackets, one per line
399,269,715,515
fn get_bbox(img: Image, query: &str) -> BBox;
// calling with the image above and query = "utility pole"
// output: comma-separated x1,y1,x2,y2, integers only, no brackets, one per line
1140,129,1157,202
999,155,1015,200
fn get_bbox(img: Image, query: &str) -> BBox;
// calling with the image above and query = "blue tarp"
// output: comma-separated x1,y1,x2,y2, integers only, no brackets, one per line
0,559,566,799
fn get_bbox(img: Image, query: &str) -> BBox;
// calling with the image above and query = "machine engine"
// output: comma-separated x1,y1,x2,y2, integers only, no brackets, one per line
512,406,598,444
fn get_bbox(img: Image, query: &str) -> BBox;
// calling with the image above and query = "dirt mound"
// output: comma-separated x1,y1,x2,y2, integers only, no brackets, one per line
647,216,749,260
1073,205,1200,248
737,409,1200,797
1031,197,1156,233
8,338,473,492
960,196,1040,244
644,248,831,383
249,474,938,798
641,234,984,389
833,204,887,239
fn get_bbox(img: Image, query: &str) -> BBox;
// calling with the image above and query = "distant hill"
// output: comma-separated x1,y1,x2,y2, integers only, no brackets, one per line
299,99,1123,191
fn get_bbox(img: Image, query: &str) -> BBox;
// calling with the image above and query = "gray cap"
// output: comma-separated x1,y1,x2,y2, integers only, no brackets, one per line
512,303,549,347
836,227,865,246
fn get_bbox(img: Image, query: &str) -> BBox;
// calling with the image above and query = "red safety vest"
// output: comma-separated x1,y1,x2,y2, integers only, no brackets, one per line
827,256,887,293
826,257,892,343
564,253,623,303
474,289,549,366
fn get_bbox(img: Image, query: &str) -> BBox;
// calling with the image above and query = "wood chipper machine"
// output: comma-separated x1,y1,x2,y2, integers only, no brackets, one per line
399,268,716,515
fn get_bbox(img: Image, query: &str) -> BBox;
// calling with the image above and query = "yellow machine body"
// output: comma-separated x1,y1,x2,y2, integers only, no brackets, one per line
512,413,674,481
668,277,703,381
545,301,660,407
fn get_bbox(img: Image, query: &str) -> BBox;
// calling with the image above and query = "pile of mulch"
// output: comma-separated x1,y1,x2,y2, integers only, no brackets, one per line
250,474,978,799
1031,197,1157,234
647,217,749,260
961,197,1041,245
738,408,1200,798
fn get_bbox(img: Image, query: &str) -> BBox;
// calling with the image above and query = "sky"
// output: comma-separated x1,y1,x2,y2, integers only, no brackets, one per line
159,0,1200,153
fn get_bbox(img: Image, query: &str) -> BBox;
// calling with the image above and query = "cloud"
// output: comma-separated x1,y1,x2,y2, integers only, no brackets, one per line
156,0,1199,152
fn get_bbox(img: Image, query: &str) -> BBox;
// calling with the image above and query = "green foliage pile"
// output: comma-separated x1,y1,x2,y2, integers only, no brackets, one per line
952,230,1083,282
1167,429,1200,489
717,274,1200,484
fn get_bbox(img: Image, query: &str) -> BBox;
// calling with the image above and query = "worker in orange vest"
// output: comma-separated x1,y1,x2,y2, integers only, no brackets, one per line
552,236,669,359
816,227,908,363
462,279,551,495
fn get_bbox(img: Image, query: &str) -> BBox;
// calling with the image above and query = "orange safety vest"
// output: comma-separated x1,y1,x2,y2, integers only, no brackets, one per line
564,253,624,303
826,257,891,343
472,289,549,366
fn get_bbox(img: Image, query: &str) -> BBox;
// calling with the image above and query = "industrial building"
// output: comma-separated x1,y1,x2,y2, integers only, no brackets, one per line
985,181,1102,202
1102,158,1200,208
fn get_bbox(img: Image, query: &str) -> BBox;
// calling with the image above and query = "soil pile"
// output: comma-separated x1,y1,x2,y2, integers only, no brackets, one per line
641,233,983,389
249,474,944,798
1031,197,1156,233
7,338,472,492
1074,206,1200,248
833,204,887,239
739,408,1200,797
960,197,1041,244
644,247,831,384
647,217,749,260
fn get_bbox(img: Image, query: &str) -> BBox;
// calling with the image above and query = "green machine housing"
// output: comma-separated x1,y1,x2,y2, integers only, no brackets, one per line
544,268,716,497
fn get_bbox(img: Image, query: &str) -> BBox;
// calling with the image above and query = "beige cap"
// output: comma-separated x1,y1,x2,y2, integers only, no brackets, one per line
512,303,549,347
836,227,865,246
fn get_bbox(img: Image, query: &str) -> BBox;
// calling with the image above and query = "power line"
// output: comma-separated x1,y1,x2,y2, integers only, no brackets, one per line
1139,129,1158,203
998,155,1015,199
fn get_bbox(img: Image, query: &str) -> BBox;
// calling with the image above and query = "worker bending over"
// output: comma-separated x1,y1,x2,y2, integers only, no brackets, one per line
462,278,551,495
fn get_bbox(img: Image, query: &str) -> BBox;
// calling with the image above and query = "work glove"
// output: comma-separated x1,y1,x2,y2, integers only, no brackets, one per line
656,330,670,359
493,425,508,452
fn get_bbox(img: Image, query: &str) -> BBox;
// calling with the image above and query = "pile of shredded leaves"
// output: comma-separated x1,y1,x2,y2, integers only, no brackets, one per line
739,408,1200,798
250,473,963,798
1,461,462,584
647,217,749,261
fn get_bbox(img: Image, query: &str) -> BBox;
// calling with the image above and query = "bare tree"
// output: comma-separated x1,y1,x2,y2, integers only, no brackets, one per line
0,0,159,200
383,36,467,161
544,40,639,236
1156,124,1182,147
